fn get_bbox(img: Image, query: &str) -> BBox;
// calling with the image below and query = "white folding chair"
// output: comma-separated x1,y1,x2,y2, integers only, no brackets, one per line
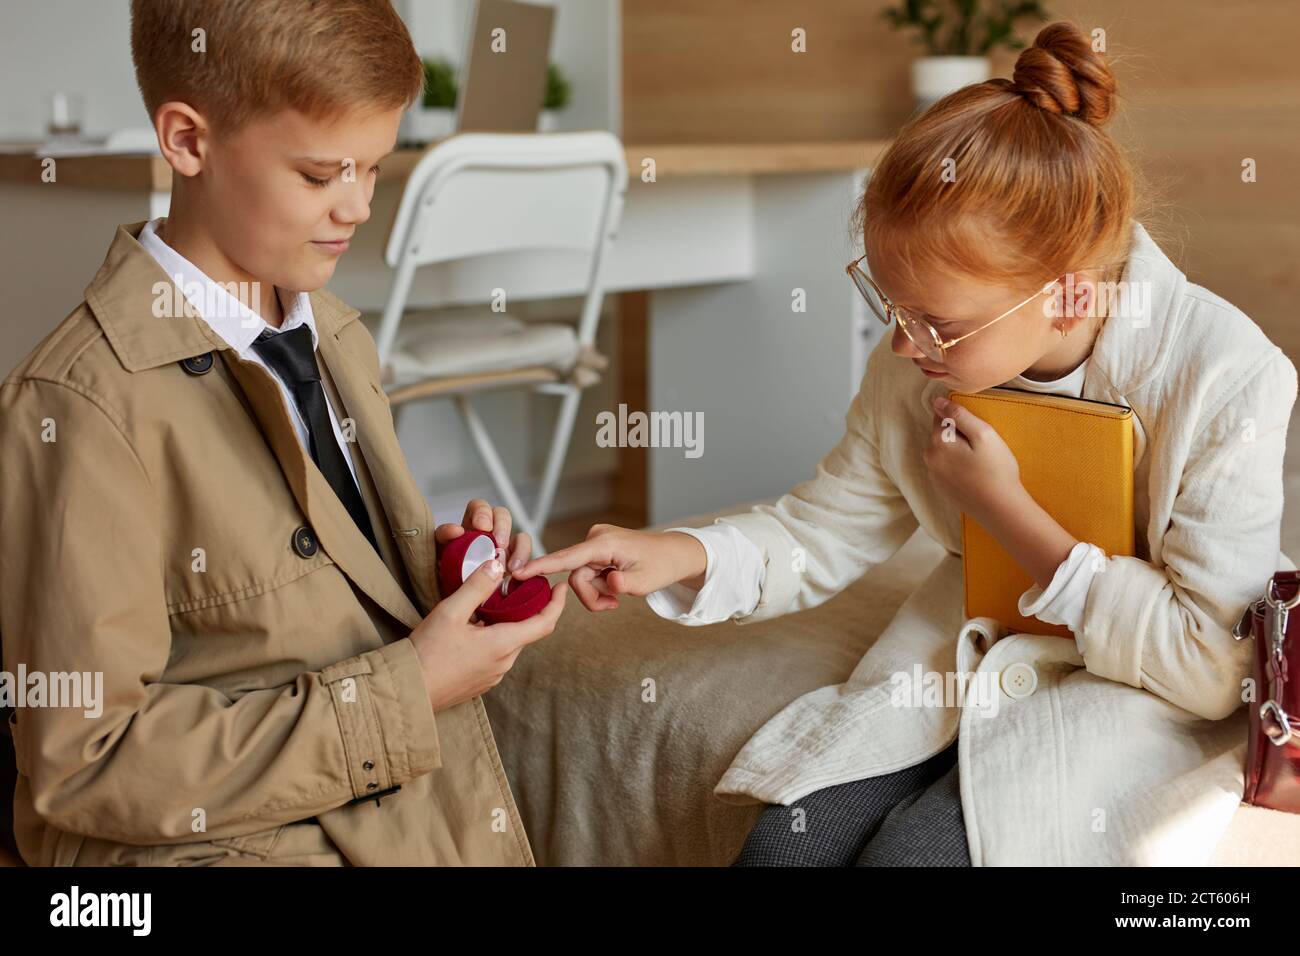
374,131,628,554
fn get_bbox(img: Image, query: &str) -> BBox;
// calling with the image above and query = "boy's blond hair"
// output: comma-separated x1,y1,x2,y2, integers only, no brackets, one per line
130,0,425,137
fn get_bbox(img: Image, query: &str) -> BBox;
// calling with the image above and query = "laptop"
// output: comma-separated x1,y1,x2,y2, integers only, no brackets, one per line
455,0,556,133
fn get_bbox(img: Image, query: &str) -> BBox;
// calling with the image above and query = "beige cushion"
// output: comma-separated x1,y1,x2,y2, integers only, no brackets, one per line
374,306,580,386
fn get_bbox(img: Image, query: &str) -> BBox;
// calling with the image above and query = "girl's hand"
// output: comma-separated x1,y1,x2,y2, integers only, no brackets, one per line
925,394,1024,526
511,524,707,612
434,499,532,621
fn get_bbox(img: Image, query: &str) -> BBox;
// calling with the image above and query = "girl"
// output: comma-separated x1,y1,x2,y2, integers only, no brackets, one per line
515,20,1297,866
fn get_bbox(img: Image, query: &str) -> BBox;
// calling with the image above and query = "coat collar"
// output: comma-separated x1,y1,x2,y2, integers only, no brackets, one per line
1081,218,1187,400
84,220,425,632
135,217,322,356
218,338,426,632
85,220,361,373
1065,219,1186,469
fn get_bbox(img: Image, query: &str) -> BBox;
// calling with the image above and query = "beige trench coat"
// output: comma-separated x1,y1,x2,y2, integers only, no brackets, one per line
0,222,533,866
712,220,1298,865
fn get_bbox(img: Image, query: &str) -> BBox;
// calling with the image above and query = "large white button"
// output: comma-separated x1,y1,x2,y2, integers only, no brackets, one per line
1000,661,1038,699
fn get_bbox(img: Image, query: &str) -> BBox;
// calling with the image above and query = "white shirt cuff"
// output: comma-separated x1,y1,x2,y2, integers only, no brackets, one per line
645,524,765,626
1018,540,1106,653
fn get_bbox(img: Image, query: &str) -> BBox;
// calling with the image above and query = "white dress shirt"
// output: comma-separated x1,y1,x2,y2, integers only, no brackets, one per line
647,358,1107,651
138,218,363,491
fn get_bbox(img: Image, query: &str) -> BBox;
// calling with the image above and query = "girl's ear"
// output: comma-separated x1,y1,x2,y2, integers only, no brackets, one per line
1053,270,1101,325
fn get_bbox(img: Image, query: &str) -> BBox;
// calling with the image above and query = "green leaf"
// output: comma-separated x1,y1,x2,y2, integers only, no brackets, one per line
882,0,1047,56
544,63,570,111
421,57,458,109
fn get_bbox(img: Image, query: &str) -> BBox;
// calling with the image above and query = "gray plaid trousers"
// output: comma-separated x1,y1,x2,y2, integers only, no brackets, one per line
731,739,970,866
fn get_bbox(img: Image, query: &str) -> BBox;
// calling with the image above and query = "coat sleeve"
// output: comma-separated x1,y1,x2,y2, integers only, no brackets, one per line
1076,348,1299,720
0,377,442,846
715,343,920,624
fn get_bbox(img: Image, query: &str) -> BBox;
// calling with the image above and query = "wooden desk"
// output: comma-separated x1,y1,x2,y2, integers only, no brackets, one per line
0,140,888,190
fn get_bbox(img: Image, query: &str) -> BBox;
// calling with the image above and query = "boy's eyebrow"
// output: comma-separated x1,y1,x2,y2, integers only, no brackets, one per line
294,148,397,167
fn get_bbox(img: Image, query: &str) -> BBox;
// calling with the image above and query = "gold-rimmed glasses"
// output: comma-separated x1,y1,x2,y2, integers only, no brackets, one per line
846,253,1058,364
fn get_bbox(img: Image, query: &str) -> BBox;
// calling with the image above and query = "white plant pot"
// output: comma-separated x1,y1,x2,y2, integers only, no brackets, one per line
911,56,991,111
400,105,456,144
538,109,560,132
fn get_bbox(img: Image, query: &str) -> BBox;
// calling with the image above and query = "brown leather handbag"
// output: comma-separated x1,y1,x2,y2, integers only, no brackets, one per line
1234,570,1300,812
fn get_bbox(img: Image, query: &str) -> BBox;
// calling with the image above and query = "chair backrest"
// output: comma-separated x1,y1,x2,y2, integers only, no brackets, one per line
377,132,628,366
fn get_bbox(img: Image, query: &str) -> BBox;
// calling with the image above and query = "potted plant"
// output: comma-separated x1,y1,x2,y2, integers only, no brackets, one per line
401,58,573,142
401,57,459,143
538,63,572,131
881,0,1049,110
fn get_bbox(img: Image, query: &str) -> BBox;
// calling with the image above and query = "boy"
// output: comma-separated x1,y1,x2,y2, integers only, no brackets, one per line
0,0,566,865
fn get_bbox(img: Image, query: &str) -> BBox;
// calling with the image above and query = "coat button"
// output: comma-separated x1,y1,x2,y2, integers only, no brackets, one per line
362,760,374,771
180,352,214,375
1000,661,1038,699
292,525,318,558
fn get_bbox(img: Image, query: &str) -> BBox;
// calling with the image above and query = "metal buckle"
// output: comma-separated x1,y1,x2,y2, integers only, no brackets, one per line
1233,599,1264,640
1260,700,1294,747
1264,579,1300,614
1263,582,1300,655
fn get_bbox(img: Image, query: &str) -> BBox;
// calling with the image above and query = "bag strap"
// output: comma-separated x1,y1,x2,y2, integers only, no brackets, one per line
1231,572,1300,746
1259,574,1299,746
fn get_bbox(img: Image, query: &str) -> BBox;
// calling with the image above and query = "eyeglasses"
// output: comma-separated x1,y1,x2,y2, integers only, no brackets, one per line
846,253,1058,364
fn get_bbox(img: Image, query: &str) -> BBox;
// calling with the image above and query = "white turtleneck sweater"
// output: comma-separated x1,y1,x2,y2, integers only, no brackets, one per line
646,359,1107,653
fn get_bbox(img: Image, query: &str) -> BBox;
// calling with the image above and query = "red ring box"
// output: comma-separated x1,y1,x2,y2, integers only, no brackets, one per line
436,529,552,625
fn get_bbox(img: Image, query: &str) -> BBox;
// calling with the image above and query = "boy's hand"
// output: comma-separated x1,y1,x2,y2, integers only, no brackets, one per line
512,524,707,612
408,555,569,711
434,499,533,617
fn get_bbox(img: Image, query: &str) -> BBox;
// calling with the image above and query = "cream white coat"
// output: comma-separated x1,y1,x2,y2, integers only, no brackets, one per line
710,221,1298,865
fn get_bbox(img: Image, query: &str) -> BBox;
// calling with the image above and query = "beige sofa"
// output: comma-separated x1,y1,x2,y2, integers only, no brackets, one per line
2,502,1296,867
486,500,1300,866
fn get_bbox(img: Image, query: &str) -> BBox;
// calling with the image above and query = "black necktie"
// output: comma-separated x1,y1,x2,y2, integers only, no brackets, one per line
251,324,381,557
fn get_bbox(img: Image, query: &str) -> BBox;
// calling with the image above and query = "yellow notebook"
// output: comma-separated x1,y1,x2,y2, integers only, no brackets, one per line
946,386,1135,639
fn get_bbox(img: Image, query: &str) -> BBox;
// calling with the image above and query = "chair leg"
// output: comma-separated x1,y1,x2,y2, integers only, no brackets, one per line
531,385,583,547
454,394,546,554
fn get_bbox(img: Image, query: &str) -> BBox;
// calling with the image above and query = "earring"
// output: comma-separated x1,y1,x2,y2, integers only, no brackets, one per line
1058,325,1069,339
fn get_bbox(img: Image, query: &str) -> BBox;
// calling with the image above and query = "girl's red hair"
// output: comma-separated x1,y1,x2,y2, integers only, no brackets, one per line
856,21,1152,294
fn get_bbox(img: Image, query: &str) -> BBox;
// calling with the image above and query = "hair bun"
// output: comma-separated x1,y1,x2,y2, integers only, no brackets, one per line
1011,21,1117,126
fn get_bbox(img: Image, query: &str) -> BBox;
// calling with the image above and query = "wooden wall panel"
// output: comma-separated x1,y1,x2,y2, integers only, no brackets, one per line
623,0,1300,359
622,0,917,142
